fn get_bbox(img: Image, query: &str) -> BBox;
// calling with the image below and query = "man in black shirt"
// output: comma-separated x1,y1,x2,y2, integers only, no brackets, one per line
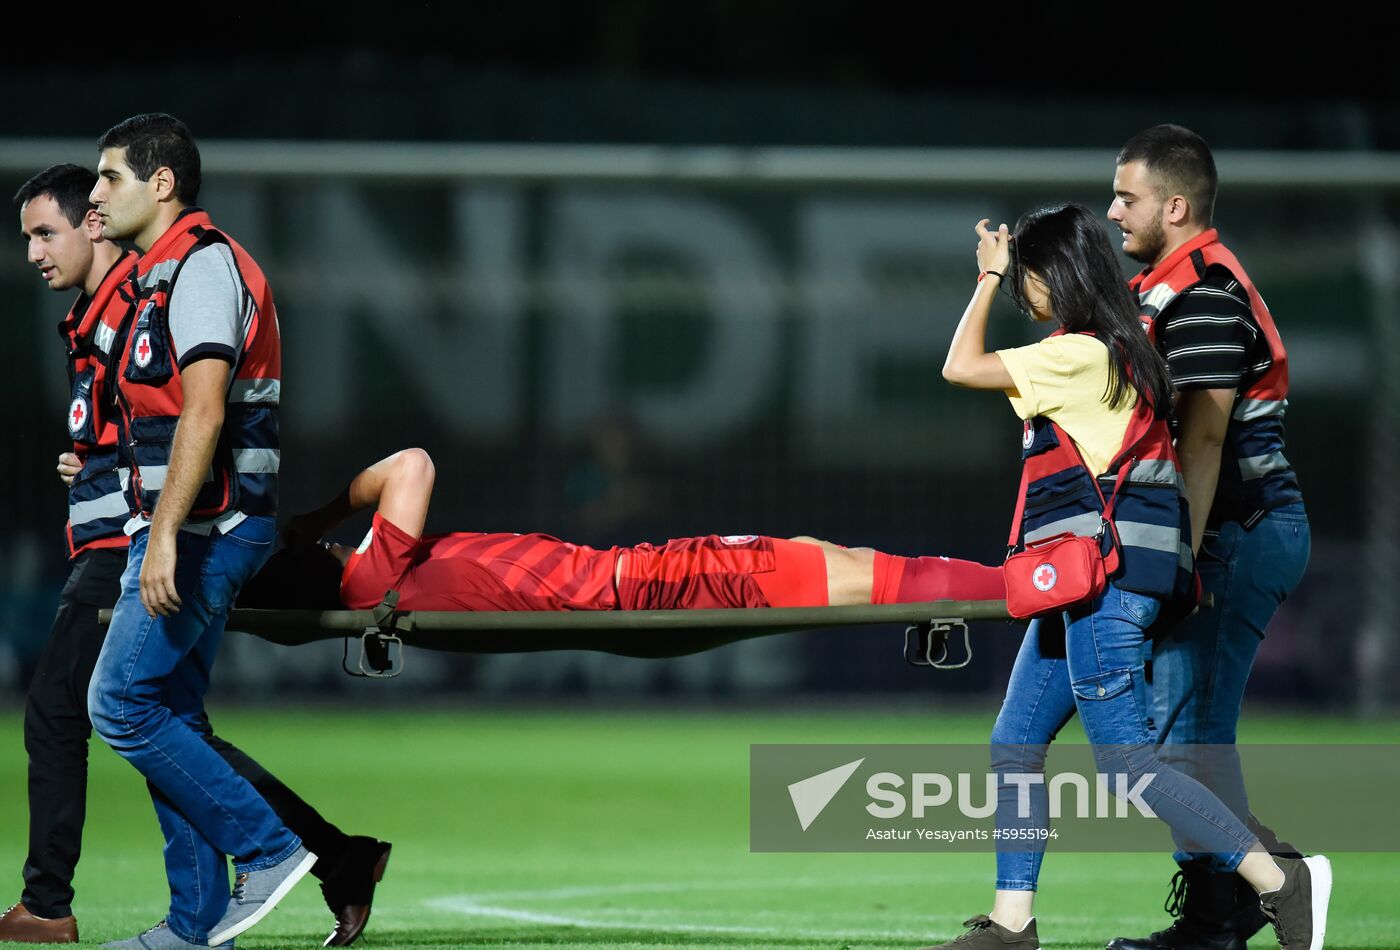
1105,126,1313,950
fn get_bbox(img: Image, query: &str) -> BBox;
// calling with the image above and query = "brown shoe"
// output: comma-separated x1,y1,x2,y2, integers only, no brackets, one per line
920,915,1040,949
0,902,78,944
1259,855,1331,950
321,840,392,947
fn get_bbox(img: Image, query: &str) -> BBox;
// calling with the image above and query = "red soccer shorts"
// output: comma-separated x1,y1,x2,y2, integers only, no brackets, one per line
615,535,829,610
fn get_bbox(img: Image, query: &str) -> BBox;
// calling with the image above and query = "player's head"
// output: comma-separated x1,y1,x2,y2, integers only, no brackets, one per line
237,543,346,609
91,113,201,246
14,164,104,292
1109,124,1217,264
1010,203,1173,413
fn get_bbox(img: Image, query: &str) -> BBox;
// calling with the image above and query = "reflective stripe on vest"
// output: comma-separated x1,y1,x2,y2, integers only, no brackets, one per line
59,251,138,557
66,448,131,555
114,210,281,522
1129,230,1303,518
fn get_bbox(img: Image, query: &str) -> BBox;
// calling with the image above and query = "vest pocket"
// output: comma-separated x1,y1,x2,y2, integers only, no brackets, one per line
72,449,121,490
67,368,99,445
69,463,128,544
126,415,176,507
123,300,174,384
1025,480,1099,519
1023,469,1101,537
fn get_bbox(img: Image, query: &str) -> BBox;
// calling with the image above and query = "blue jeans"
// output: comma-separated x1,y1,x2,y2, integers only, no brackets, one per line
1150,503,1310,868
88,516,300,943
989,582,1258,891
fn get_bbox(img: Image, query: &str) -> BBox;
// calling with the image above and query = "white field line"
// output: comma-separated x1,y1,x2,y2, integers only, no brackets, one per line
427,895,926,939
428,877,930,939
424,879,1151,939
453,875,914,902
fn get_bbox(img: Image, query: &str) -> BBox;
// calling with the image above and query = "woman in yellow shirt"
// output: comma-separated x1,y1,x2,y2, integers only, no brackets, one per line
924,205,1328,950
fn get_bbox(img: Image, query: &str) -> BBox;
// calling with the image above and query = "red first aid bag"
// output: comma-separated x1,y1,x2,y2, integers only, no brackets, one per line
1003,531,1108,619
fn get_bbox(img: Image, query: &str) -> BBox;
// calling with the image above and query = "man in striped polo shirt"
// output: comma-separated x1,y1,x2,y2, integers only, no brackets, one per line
1106,126,1311,950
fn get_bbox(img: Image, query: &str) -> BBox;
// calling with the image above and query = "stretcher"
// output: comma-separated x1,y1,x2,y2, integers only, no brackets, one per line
99,595,1013,678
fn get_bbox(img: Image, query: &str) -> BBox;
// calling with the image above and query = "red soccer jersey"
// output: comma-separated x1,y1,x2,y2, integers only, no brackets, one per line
341,513,622,611
339,515,823,611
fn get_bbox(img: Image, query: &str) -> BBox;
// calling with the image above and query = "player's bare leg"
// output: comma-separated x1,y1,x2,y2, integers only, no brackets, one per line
789,537,1005,607
787,537,875,605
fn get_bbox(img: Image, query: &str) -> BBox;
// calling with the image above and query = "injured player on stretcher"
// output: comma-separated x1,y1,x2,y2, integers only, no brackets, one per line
242,449,1006,613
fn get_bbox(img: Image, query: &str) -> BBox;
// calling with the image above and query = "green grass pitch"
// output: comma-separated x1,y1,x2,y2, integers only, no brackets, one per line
1,704,1397,949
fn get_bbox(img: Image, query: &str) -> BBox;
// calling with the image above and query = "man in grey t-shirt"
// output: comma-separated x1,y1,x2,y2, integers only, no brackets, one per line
86,114,386,950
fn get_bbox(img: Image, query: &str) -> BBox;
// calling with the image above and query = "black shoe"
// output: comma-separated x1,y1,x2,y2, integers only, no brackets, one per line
1106,865,1261,950
1106,919,1245,950
320,838,392,947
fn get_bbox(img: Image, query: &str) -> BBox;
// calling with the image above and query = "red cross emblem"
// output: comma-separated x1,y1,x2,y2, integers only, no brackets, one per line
69,398,87,433
1032,563,1058,591
134,331,153,368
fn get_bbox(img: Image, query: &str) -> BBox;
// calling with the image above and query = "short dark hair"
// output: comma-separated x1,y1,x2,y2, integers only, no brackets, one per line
96,113,202,204
1116,124,1218,226
12,163,98,226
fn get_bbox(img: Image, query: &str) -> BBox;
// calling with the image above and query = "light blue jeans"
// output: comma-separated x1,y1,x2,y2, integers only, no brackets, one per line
1151,502,1310,868
989,581,1258,890
88,516,300,943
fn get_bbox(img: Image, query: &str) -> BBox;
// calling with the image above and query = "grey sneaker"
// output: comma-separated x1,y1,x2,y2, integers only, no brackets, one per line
102,920,231,949
1258,855,1332,950
208,845,318,946
920,915,1040,949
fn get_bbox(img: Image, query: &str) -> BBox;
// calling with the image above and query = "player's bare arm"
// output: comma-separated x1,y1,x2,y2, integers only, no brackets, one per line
284,448,435,547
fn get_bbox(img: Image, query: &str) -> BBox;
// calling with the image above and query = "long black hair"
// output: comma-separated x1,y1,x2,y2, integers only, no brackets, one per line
1008,204,1173,415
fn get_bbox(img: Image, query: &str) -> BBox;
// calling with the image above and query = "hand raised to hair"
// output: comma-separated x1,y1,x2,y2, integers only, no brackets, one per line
975,219,1012,279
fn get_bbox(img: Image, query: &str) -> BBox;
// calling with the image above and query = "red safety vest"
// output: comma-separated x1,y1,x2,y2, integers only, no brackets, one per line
1008,334,1193,601
59,249,138,557
1130,229,1301,522
113,210,281,522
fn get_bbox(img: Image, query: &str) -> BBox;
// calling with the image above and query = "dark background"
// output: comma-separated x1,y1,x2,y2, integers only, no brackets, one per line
0,5,1392,704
